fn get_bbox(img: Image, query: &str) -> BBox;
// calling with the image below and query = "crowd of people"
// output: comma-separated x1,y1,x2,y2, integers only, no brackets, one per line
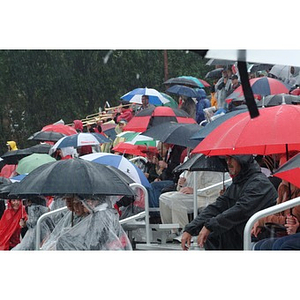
1,65,300,251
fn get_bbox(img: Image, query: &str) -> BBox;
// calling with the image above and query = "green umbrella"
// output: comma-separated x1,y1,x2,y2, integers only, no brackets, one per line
16,153,56,174
160,93,178,108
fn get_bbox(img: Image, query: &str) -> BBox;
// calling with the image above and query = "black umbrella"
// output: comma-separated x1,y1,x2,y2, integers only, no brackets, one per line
205,68,224,79
0,182,18,199
173,153,228,173
0,176,11,185
10,158,135,197
166,85,198,98
190,109,248,141
28,143,52,154
142,122,201,148
1,148,33,165
28,130,66,142
249,63,274,73
163,77,200,88
257,94,300,107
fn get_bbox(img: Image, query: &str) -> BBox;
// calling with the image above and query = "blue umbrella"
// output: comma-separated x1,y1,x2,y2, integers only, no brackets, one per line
166,85,198,98
121,87,170,106
80,153,151,188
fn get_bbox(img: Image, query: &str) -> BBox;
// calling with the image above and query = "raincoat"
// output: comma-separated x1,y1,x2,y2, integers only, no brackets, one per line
6,141,18,151
184,155,278,250
42,198,132,250
12,203,53,250
0,200,28,250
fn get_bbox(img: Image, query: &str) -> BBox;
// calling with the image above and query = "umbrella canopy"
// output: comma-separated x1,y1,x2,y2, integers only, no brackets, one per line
16,153,56,174
28,143,52,154
205,68,224,79
225,77,290,103
10,174,27,182
192,105,300,156
0,176,11,185
80,153,150,188
123,106,197,132
257,94,300,107
248,63,274,73
10,158,135,197
164,77,200,88
190,109,248,141
291,88,300,96
273,153,300,188
112,142,158,157
173,153,228,173
206,58,236,66
142,122,201,148
50,132,110,152
1,148,33,165
160,93,178,108
166,85,199,98
121,87,170,106
42,124,77,136
28,130,66,142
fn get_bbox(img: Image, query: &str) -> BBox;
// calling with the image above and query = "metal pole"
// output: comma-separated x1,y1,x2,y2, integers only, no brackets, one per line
129,183,150,244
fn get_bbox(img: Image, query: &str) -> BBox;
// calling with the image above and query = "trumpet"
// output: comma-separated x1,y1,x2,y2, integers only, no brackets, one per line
104,103,134,111
81,113,114,127
66,113,114,127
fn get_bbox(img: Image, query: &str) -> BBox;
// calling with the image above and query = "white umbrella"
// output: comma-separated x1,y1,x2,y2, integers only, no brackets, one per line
50,132,110,153
121,87,170,105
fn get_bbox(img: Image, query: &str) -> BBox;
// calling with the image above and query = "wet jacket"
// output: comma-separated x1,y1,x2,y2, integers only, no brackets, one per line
6,141,18,151
184,155,278,242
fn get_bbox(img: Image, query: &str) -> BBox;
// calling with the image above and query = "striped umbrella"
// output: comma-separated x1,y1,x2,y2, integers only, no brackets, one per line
80,153,150,188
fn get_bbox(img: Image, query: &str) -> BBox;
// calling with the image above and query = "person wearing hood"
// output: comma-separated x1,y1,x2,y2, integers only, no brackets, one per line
181,155,278,250
0,199,28,250
6,141,18,151
11,196,53,250
72,120,83,133
0,141,18,178
195,89,211,124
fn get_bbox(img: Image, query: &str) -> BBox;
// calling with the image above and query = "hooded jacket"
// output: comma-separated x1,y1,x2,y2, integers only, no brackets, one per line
6,141,18,151
184,155,278,244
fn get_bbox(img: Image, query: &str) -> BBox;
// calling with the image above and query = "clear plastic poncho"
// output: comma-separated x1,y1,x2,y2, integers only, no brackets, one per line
12,203,53,250
41,197,132,250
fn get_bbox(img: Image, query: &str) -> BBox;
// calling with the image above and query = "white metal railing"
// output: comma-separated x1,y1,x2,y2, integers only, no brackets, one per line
243,196,300,250
35,206,68,250
193,174,232,218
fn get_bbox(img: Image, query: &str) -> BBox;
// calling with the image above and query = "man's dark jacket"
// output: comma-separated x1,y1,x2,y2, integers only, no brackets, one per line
184,155,278,250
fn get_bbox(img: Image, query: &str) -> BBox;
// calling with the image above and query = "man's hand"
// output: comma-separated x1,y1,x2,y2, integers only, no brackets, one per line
197,226,211,248
179,187,193,194
181,232,192,250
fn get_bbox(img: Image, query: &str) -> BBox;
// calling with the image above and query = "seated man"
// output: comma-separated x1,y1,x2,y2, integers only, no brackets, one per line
181,155,278,250
159,169,224,236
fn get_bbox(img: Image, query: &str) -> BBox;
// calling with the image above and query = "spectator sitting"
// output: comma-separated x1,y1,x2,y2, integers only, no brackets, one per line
181,155,278,250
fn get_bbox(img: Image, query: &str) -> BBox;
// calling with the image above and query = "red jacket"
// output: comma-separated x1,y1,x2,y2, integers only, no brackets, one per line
0,201,28,250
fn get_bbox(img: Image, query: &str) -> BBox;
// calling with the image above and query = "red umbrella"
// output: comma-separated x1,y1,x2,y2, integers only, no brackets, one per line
225,77,290,103
273,153,300,188
123,106,196,132
192,105,300,156
291,88,300,96
112,142,147,157
198,78,211,87
42,124,77,136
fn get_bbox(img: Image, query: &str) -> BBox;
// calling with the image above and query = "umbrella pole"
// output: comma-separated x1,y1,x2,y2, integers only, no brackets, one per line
285,144,293,214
